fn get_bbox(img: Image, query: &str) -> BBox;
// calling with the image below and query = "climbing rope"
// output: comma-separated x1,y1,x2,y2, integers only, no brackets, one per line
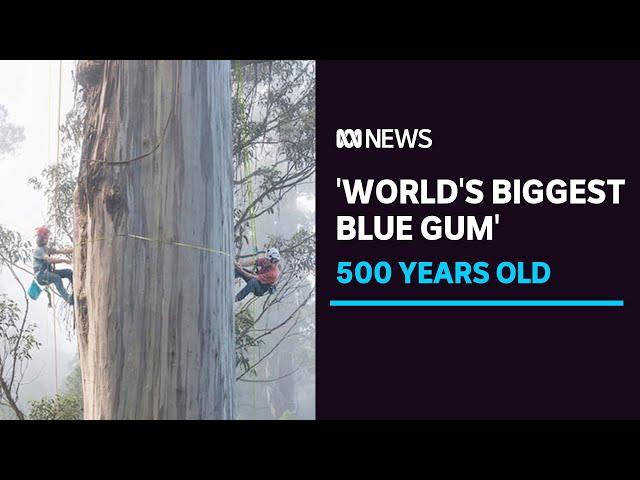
236,61,259,263
81,233,232,258
235,61,260,417
51,60,63,395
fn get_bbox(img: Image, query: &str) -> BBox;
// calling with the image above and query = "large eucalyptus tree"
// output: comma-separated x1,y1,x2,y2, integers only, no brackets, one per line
74,60,235,419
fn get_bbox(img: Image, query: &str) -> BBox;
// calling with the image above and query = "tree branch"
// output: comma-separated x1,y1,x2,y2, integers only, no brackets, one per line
238,362,304,384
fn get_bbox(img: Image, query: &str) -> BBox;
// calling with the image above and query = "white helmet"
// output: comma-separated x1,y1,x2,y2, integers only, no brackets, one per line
265,247,281,262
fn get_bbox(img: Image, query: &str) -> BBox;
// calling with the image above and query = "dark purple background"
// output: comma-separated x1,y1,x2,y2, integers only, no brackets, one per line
316,61,639,419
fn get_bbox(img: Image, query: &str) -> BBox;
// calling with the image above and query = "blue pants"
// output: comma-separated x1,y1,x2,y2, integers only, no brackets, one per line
37,268,73,304
235,266,269,301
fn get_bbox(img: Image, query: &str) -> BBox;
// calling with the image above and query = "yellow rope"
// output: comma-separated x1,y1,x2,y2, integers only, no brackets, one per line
236,61,259,262
76,61,231,302
81,233,232,258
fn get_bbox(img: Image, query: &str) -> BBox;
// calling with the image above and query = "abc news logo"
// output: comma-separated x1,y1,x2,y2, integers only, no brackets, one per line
336,129,432,149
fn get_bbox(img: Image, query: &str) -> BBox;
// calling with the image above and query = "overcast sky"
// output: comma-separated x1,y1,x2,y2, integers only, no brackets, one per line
0,60,76,402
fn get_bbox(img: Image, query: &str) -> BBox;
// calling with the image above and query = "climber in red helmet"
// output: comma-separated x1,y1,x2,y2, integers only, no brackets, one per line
32,226,74,305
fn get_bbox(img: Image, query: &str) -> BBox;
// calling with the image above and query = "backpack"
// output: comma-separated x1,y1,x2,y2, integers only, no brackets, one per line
28,280,42,300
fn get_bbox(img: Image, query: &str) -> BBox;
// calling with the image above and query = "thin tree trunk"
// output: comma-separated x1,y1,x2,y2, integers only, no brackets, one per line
73,60,234,419
0,376,25,420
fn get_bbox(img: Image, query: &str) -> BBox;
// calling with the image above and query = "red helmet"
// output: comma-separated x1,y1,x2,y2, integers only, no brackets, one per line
35,226,50,237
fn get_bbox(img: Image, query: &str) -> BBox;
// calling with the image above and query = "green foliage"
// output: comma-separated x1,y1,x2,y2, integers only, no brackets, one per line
0,224,33,269
0,104,25,158
268,227,315,280
232,61,316,383
29,392,82,420
28,95,83,244
232,60,316,250
235,309,264,377
0,295,40,362
29,363,83,420
0,226,43,369
0,294,40,419
28,161,77,244
0,107,32,420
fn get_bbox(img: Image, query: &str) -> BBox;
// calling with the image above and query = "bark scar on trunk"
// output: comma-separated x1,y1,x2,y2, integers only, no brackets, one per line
105,183,128,225
73,60,235,419
77,60,105,90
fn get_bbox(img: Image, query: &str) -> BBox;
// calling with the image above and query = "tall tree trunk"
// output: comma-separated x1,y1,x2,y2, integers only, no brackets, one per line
73,60,234,419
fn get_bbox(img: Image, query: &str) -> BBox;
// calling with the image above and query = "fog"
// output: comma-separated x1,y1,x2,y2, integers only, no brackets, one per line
0,61,77,416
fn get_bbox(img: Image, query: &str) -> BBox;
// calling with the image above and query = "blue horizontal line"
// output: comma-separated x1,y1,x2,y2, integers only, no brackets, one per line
329,300,624,307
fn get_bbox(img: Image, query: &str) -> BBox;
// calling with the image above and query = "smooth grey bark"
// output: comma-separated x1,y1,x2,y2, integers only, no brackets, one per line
74,60,234,419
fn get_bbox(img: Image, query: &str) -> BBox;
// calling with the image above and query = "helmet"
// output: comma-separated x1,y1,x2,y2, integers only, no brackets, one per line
35,226,50,237
265,247,280,262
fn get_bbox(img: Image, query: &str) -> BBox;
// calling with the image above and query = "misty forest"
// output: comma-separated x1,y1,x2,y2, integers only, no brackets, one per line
0,60,315,419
